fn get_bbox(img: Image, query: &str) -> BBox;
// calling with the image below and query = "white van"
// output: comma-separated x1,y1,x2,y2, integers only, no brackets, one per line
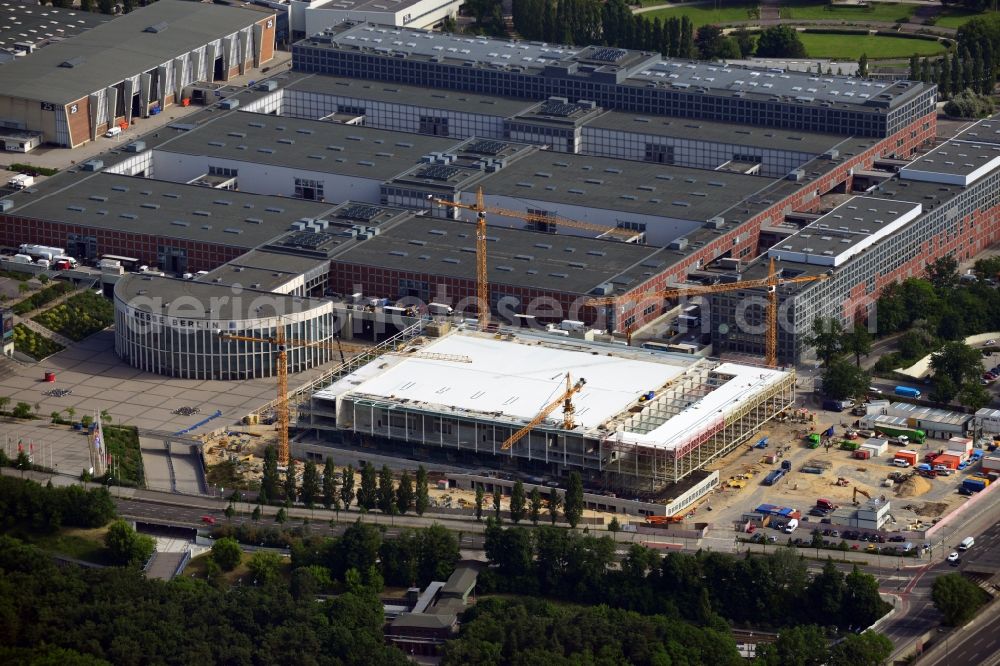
891,459,911,468
958,536,975,551
784,518,799,534
104,126,122,138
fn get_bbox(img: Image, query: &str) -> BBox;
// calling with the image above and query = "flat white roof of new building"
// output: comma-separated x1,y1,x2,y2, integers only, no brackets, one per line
316,332,791,451
899,139,1000,187
620,361,789,450
318,333,689,430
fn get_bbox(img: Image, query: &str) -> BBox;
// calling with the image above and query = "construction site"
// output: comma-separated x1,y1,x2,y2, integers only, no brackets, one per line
301,326,795,494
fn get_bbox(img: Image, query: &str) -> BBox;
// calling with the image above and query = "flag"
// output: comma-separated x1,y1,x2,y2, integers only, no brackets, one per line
17,439,22,453
93,418,103,452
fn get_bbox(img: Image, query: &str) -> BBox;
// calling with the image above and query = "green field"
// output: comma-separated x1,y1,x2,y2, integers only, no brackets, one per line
799,33,946,59
934,8,998,29
782,1,916,23
642,2,758,27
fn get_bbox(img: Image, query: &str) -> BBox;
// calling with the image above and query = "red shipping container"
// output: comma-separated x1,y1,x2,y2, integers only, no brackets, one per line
934,453,961,470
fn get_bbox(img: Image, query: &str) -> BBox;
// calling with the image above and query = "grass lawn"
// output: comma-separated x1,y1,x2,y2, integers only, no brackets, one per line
934,8,999,29
783,1,916,23
642,2,758,27
6,526,111,565
799,33,946,59
102,424,144,487
185,551,293,587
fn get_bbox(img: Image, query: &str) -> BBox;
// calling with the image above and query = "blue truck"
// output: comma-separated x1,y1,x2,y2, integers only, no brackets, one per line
762,469,787,486
894,386,921,399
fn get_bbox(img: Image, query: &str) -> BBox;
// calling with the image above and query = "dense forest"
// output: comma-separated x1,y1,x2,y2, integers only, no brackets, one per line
0,536,409,666
442,597,743,665
0,475,898,664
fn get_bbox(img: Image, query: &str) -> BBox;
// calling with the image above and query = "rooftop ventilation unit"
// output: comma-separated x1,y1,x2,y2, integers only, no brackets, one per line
144,21,168,33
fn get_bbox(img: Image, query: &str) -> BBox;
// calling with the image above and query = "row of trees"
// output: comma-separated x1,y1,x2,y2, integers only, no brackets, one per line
511,0,812,60
258,446,588,527
908,49,995,100
259,449,430,516
0,535,408,665
481,523,891,631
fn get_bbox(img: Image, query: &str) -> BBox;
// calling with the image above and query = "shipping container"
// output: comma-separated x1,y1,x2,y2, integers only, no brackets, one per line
854,449,872,460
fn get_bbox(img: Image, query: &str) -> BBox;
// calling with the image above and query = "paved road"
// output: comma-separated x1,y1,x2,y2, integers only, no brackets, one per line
916,602,1000,666
881,509,1000,662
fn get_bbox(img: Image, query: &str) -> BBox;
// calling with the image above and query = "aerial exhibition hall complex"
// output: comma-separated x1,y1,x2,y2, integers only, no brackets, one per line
3,9,1000,491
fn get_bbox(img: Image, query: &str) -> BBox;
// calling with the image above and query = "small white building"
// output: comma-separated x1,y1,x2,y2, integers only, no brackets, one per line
860,437,888,457
1,129,42,153
982,455,1000,475
854,497,891,531
290,0,461,37
975,407,1000,435
946,436,973,458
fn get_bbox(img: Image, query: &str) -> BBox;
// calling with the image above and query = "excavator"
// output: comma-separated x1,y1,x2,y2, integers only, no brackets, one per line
852,486,872,506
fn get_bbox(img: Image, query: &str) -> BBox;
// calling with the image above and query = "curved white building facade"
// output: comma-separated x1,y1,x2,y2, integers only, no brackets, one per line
114,274,336,380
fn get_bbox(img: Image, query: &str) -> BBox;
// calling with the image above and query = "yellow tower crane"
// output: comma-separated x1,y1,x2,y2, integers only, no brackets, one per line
218,330,471,465
429,187,641,330
585,258,828,367
501,373,587,451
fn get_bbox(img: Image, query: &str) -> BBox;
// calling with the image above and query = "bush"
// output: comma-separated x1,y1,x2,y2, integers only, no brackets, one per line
944,89,996,119
12,282,73,315
7,163,58,177
12,324,64,361
33,291,113,341
211,537,243,571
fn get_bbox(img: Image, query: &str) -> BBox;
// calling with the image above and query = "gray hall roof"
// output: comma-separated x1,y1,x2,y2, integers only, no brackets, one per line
0,2,109,54
480,152,770,222
10,172,336,248
586,112,862,156
284,73,536,117
115,273,329,321
0,0,268,104
157,112,458,180
332,216,677,296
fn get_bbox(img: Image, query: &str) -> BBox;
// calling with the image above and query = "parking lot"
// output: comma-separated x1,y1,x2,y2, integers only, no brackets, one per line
701,405,992,554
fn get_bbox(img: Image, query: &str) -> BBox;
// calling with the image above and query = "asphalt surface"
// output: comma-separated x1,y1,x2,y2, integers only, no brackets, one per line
916,604,1000,666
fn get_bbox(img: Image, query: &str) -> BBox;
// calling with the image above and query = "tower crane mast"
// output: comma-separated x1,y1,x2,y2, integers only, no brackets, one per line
586,258,828,367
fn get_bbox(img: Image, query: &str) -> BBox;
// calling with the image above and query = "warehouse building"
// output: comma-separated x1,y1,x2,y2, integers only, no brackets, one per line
306,329,795,491
0,2,109,65
0,0,275,148
290,0,461,38
292,22,937,138
241,73,867,178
